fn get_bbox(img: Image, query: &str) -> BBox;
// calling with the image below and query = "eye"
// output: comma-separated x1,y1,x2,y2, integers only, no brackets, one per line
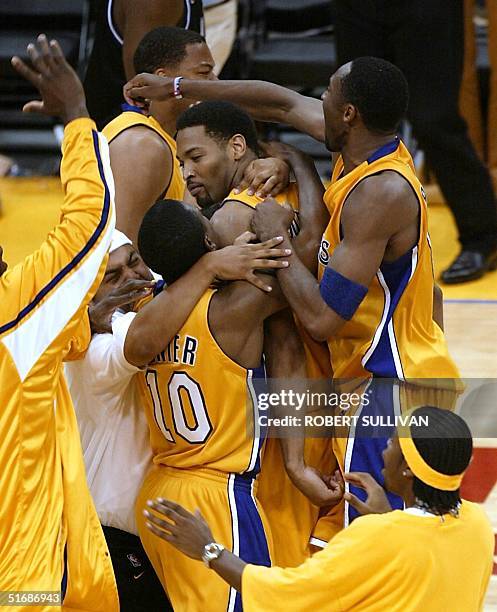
191,155,203,162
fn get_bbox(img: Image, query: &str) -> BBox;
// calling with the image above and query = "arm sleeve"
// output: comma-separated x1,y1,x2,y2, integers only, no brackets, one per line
85,312,141,394
0,118,116,381
241,516,391,612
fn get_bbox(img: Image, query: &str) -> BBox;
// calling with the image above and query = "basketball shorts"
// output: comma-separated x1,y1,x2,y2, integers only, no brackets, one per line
136,465,273,612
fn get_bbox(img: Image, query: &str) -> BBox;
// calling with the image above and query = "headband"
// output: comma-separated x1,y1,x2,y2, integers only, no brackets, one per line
398,417,465,491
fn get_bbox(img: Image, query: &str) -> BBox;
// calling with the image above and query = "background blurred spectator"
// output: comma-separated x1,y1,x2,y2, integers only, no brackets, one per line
84,0,204,129
202,0,237,75
334,0,497,283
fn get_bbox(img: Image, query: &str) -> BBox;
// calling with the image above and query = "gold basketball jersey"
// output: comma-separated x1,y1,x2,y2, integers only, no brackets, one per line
319,138,460,381
103,107,185,201
137,289,264,476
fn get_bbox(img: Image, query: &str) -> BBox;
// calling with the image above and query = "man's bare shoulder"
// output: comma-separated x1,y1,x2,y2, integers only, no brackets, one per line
109,125,172,158
343,170,419,232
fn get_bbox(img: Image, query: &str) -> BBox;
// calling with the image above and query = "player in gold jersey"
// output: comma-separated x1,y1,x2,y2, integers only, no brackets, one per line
120,199,297,611
1,37,118,610
251,58,461,540
175,101,339,566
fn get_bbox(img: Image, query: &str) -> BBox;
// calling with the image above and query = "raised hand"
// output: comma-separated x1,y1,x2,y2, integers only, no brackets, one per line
123,73,174,108
11,34,87,124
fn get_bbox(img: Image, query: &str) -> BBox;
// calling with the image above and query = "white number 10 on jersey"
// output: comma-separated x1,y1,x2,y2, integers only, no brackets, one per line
146,370,212,444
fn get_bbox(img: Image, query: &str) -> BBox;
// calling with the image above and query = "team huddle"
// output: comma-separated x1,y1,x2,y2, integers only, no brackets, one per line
0,27,494,612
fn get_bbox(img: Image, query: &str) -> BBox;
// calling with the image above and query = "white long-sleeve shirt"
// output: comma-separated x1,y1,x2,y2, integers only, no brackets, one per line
65,311,152,535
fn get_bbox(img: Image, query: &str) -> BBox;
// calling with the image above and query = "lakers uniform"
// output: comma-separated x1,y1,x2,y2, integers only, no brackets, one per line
136,289,272,612
103,105,185,200
224,186,334,567
0,119,118,611
311,138,462,544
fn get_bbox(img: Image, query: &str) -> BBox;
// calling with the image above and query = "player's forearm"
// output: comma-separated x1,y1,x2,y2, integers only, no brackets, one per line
124,253,219,366
276,237,338,342
180,79,299,124
264,310,308,476
210,551,246,592
289,154,328,271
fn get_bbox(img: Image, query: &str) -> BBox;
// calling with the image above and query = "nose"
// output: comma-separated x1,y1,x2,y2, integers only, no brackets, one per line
123,267,142,282
182,162,194,181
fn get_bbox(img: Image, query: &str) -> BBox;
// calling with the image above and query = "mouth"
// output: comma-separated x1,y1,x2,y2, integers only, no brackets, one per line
188,183,204,198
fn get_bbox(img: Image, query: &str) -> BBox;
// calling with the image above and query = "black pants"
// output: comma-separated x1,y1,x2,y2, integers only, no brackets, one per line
334,0,497,253
103,525,172,612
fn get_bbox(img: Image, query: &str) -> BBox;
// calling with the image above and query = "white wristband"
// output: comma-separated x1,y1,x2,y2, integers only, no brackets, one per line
173,76,183,99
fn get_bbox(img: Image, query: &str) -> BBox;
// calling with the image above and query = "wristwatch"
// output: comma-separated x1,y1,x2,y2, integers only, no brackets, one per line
202,542,225,567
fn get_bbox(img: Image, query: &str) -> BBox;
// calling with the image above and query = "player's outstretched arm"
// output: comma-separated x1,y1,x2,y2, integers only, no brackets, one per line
124,234,290,366
124,74,326,142
1,36,115,373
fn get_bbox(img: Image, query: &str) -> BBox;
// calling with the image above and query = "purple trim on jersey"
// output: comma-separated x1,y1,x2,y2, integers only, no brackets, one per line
231,475,271,611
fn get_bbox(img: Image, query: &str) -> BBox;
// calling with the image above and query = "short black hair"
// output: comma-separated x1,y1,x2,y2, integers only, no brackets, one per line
138,199,208,284
340,57,409,133
133,27,206,74
176,101,260,154
408,406,472,515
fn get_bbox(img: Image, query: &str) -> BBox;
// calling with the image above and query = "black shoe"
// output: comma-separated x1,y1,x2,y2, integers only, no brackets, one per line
441,249,497,284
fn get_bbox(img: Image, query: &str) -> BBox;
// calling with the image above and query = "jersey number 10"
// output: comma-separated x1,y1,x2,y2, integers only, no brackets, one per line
146,370,212,444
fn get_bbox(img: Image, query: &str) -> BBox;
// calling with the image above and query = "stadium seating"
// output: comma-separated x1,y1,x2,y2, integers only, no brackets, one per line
0,0,89,170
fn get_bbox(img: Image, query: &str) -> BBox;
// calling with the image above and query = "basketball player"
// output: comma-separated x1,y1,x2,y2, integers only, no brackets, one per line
250,58,461,544
124,199,343,610
1,36,118,609
175,100,339,565
143,407,494,612
84,0,204,129
104,27,290,244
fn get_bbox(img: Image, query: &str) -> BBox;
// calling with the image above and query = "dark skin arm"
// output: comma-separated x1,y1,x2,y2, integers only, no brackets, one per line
264,309,344,506
252,172,420,342
116,0,184,79
123,74,326,142
124,235,291,366
109,127,174,244
260,141,328,272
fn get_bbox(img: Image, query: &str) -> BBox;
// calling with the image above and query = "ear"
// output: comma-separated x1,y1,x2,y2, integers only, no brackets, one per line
204,234,217,252
343,103,357,125
401,461,414,481
229,134,247,161
155,68,168,78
